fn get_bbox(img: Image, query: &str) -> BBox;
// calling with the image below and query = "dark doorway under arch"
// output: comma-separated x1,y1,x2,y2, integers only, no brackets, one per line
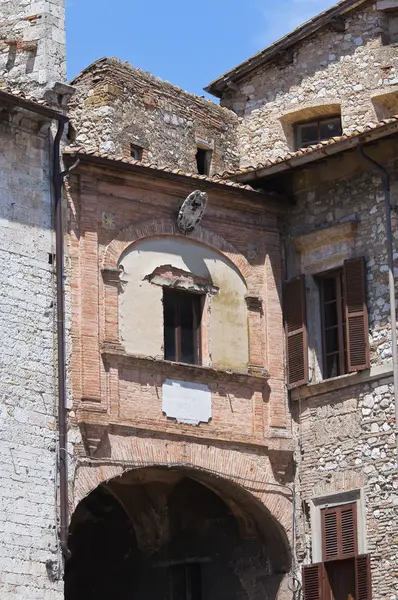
65,468,290,600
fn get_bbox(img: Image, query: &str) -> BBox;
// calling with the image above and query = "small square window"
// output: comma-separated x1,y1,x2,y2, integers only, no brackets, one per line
295,116,342,149
163,288,203,365
130,144,143,160
196,147,212,175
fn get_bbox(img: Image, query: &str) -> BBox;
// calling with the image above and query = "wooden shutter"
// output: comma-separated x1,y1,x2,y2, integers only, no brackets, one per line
321,502,358,561
355,554,372,600
284,275,308,388
344,257,369,372
302,563,325,600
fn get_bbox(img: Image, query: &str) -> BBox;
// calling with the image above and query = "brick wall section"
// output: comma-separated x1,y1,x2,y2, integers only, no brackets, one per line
0,113,62,597
220,2,398,166
283,157,398,598
68,58,240,174
0,0,66,96
66,161,293,596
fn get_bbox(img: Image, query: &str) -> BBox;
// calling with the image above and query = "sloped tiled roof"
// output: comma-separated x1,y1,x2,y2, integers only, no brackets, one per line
0,85,66,120
221,115,398,182
206,0,370,97
63,146,264,194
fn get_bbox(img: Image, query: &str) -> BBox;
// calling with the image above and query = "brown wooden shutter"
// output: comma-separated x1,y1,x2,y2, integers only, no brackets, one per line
302,563,325,600
321,502,358,561
355,554,372,600
284,275,308,388
344,257,369,372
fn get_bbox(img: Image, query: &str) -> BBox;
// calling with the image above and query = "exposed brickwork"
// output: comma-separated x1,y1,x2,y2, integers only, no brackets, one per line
66,158,293,597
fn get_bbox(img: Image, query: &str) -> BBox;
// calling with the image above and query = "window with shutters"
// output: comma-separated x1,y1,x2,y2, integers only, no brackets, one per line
302,502,372,600
284,257,369,387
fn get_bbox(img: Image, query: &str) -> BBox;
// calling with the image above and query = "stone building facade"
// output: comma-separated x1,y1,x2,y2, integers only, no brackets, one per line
0,0,397,598
68,58,239,175
0,0,66,96
0,0,68,598
0,91,67,598
207,0,398,166
222,86,398,600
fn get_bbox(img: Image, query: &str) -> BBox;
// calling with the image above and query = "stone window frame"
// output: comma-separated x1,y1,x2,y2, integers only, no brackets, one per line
293,222,358,385
371,88,398,120
377,1,398,45
309,489,367,563
279,102,342,152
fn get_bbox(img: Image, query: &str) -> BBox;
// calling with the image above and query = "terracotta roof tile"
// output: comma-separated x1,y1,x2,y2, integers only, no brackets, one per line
63,146,261,193
221,116,398,179
0,84,52,107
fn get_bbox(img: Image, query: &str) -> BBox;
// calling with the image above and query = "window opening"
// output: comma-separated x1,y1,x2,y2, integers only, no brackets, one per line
163,288,203,365
130,143,143,160
196,148,212,175
169,564,201,600
302,503,371,600
295,116,342,149
319,270,347,379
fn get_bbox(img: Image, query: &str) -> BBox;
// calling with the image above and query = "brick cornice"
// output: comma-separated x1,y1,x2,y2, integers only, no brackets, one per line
101,342,269,383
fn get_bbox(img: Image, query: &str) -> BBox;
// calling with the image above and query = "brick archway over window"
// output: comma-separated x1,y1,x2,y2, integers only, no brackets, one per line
102,217,252,286
72,435,292,541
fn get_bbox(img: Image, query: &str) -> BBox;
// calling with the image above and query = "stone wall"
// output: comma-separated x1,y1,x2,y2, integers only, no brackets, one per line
0,108,62,598
292,374,397,599
220,2,398,166
68,58,239,175
0,0,66,96
282,155,398,598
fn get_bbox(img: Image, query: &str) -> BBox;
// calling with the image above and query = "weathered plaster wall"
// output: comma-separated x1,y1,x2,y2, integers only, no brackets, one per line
68,58,239,175
0,0,66,96
0,110,62,597
119,236,249,370
220,2,398,165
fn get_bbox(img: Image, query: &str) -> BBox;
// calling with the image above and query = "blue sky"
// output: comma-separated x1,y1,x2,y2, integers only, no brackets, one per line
66,0,335,97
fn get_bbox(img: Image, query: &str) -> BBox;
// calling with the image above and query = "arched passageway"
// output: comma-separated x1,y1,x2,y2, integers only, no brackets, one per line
65,467,291,600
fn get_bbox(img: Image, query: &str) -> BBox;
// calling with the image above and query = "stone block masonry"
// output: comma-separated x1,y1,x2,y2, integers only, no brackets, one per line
0,0,66,96
0,113,63,598
68,58,239,175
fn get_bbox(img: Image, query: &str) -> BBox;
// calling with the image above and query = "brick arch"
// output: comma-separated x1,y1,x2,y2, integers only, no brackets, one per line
72,436,292,542
102,217,251,284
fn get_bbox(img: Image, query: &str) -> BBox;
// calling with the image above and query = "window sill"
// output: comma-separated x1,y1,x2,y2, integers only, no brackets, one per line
290,362,393,400
101,342,269,383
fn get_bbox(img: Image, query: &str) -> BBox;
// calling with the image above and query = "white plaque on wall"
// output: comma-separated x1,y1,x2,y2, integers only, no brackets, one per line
162,379,211,426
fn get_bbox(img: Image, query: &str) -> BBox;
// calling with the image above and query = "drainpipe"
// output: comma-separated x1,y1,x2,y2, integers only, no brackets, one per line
53,119,70,561
357,144,398,466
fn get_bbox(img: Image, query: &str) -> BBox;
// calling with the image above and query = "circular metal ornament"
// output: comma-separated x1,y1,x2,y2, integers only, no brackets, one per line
177,190,208,234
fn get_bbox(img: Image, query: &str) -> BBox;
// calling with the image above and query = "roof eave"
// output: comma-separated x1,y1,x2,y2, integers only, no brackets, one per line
205,0,369,97
0,89,67,121
234,121,398,183
62,149,271,200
